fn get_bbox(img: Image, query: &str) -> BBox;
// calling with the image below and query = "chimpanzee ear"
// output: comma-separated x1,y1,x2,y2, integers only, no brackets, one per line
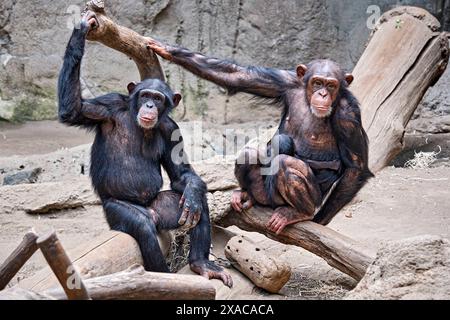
127,82,137,95
296,64,308,79
172,93,182,107
345,73,354,86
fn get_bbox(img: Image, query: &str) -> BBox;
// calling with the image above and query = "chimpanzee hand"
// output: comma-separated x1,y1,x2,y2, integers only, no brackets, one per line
178,187,204,230
79,10,99,34
147,38,174,61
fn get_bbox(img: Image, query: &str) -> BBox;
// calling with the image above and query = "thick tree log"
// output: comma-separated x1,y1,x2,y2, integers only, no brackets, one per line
84,0,164,80
217,206,375,281
224,235,291,293
44,264,215,300
37,232,90,300
0,231,38,290
352,6,449,172
18,230,171,292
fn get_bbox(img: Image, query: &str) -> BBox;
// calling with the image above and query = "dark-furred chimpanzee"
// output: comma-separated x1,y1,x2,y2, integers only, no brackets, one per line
148,39,374,234
57,11,232,287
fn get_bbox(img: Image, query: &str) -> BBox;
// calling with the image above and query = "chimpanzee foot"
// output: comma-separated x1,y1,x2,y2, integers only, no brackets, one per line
190,260,233,288
267,206,313,235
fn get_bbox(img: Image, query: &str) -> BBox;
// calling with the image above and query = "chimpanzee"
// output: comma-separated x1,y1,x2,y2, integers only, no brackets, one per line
57,11,232,287
148,39,374,234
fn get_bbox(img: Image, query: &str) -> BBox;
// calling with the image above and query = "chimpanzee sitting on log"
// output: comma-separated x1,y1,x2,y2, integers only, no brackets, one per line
148,39,374,234
57,11,232,287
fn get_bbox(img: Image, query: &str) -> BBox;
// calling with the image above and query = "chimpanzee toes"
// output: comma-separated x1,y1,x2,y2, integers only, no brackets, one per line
190,261,233,287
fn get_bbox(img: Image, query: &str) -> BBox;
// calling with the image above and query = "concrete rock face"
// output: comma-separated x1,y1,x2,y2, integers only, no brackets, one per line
0,0,448,125
346,236,450,300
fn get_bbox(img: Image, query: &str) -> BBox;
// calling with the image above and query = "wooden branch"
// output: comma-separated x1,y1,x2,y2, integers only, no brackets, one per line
217,206,375,281
17,230,171,293
44,265,215,300
84,0,164,81
352,6,449,172
0,231,38,290
36,232,90,300
224,235,291,293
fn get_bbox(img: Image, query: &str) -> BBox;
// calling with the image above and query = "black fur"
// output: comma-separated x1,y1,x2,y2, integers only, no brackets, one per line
58,24,210,272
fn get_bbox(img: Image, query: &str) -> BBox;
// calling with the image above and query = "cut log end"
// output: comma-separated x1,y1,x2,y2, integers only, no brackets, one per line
224,236,291,293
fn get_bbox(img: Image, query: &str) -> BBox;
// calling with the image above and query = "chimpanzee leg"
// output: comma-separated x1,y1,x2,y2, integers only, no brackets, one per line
149,191,233,287
103,198,169,272
188,196,233,287
266,155,323,234
234,147,284,208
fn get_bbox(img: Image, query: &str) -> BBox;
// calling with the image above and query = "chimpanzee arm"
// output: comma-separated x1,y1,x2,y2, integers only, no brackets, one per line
58,20,126,128
161,120,207,229
313,95,374,225
148,39,299,99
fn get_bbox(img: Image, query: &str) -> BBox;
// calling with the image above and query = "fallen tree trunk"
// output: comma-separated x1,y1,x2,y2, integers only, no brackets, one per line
84,0,164,81
352,6,449,172
0,231,38,290
43,265,215,300
217,206,375,281
17,230,171,292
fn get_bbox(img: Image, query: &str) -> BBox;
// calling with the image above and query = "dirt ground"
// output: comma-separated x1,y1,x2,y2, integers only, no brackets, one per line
0,120,449,299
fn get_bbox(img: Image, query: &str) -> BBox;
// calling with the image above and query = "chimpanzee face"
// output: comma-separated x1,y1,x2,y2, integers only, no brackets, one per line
127,79,181,130
296,60,354,119
307,76,340,118
136,89,165,129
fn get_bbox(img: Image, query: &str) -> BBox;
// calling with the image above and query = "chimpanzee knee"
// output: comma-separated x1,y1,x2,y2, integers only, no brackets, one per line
103,199,169,272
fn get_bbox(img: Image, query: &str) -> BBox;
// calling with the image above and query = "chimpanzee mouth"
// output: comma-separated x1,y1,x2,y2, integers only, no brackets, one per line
138,116,157,129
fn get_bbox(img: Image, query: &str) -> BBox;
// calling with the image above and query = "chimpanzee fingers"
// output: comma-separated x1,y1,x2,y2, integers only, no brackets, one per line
184,210,196,229
231,200,242,213
267,214,278,229
179,195,185,208
178,206,190,226
275,224,286,235
82,10,98,30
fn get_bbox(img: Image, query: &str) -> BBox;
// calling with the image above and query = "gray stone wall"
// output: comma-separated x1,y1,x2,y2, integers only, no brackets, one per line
0,0,448,126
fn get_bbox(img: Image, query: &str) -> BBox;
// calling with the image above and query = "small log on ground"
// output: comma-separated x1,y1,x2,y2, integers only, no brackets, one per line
37,232,90,300
352,6,449,172
18,230,171,292
44,264,215,300
217,206,375,281
0,231,38,290
224,235,291,293
84,0,164,81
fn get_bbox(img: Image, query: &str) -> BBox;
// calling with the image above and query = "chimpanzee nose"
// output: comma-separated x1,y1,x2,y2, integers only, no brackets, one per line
319,91,328,98
146,103,154,109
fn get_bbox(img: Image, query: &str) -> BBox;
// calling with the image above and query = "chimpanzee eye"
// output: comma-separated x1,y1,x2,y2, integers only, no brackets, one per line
313,80,322,87
327,84,336,91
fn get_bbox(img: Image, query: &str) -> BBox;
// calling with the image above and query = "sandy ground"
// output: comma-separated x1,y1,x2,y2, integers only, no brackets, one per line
0,120,449,299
